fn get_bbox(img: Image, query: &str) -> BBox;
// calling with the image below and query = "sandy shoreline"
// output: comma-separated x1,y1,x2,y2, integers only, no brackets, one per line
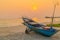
0,25,60,40
0,25,26,36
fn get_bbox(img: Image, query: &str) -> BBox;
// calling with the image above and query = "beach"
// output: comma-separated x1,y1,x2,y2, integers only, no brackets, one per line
0,24,60,40
0,0,60,40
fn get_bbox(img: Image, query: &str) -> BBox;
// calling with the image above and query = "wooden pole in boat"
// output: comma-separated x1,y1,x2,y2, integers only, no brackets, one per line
51,1,59,27
45,1,59,28
50,3,56,27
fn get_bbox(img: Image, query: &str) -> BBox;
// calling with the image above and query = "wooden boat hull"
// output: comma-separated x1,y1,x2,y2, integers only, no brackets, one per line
23,23,58,37
22,17,58,37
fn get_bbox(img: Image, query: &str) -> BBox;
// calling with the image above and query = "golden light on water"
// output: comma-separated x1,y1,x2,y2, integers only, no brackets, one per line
32,17,38,22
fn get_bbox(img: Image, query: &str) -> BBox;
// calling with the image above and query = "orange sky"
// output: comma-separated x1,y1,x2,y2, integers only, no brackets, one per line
0,0,60,19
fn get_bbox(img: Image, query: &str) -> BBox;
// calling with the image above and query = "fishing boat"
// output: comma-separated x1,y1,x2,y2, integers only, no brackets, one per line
22,0,59,37
22,17,58,37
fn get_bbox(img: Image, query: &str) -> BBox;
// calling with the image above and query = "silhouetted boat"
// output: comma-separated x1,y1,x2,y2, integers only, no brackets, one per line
22,17,58,37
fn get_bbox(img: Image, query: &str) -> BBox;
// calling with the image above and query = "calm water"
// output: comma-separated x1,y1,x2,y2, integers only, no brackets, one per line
0,18,60,27
0,18,23,27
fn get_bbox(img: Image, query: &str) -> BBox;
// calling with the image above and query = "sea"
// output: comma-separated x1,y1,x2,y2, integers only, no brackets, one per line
0,18,60,27
0,18,23,27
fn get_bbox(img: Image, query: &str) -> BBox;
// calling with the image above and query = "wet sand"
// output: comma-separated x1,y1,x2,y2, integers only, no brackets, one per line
0,25,60,40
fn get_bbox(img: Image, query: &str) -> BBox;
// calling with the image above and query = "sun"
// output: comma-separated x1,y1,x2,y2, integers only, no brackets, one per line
32,4,38,11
